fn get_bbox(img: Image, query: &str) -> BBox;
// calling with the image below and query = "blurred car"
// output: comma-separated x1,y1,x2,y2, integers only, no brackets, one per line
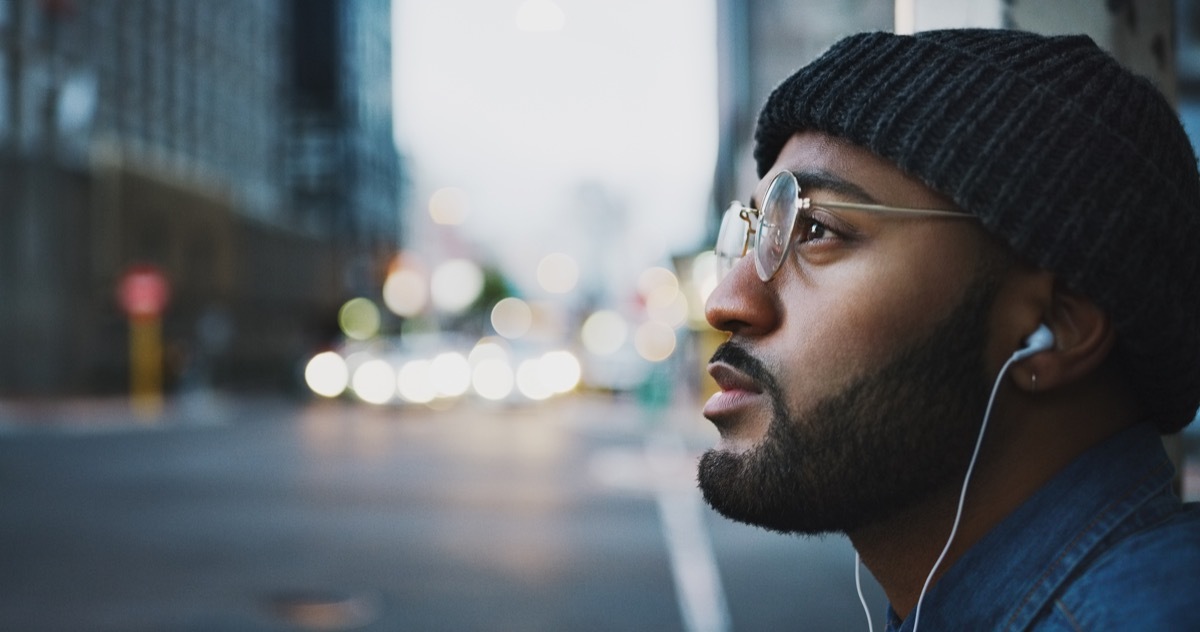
304,332,581,407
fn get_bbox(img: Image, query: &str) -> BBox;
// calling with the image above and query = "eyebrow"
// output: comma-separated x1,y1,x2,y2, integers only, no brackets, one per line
750,169,880,208
790,170,880,204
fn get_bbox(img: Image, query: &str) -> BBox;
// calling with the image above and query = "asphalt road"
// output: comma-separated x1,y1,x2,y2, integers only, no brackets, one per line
0,393,887,632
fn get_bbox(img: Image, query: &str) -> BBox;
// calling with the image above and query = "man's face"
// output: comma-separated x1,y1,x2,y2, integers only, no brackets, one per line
698,131,1003,534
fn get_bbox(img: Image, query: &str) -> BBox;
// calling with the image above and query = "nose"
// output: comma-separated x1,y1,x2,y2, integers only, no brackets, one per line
705,256,780,337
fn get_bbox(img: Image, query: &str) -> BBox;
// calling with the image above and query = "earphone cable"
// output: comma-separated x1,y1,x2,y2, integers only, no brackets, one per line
855,552,875,632
910,351,1019,632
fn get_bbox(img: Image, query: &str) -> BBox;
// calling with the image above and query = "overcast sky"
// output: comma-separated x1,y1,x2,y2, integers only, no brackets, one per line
392,0,719,300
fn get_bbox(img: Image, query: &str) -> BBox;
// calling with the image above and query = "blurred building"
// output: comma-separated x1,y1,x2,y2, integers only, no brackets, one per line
288,0,402,286
710,0,892,237
0,0,403,396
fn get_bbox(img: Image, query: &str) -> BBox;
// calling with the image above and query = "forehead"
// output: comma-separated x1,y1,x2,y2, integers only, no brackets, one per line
757,132,958,211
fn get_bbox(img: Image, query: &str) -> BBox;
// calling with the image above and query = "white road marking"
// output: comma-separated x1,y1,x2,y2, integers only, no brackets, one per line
645,432,731,632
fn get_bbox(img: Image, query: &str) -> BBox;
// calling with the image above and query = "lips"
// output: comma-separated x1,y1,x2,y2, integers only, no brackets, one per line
708,362,763,394
703,361,766,421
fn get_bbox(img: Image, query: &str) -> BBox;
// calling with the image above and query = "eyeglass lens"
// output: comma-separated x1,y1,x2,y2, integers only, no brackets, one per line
756,172,798,281
713,171,800,282
715,202,751,279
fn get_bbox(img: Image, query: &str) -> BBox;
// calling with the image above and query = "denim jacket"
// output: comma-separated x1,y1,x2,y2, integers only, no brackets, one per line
885,422,1200,631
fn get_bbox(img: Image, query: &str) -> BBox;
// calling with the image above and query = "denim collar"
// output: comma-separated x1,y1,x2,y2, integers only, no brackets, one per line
884,422,1176,631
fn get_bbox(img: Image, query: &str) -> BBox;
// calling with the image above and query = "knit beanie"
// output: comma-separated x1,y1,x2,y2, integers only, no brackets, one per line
754,29,1200,433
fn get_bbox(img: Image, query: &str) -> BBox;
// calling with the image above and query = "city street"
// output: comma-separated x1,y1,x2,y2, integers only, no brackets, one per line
5,3,1200,631
0,393,887,632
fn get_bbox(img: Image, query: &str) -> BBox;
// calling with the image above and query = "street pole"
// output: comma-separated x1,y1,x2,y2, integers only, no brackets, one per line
119,265,170,421
129,314,164,420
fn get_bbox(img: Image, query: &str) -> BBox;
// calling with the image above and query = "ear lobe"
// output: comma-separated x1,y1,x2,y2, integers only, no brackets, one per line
1012,284,1115,393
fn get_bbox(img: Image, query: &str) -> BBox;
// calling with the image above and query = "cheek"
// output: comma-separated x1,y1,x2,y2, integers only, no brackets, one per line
768,234,978,399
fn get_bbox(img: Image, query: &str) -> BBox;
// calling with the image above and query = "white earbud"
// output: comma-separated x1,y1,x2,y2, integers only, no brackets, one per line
1013,323,1054,361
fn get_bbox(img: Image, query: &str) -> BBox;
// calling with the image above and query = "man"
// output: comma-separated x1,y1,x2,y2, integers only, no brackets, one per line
698,29,1200,631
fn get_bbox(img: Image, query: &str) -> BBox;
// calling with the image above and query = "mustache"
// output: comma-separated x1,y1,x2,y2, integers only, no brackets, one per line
710,342,780,395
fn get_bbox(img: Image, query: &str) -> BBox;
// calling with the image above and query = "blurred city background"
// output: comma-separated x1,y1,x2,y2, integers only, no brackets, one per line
1,1,1199,630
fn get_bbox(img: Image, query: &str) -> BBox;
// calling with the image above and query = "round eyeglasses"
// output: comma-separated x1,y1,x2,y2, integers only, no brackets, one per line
714,171,976,282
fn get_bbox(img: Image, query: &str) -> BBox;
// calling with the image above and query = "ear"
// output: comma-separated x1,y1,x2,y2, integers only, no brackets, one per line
1010,281,1116,393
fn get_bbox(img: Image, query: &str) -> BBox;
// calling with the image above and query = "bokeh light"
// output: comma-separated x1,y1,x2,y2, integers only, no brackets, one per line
472,357,515,400
470,337,511,366
431,259,484,313
304,351,349,398
639,266,688,326
634,321,676,362
428,186,469,225
540,350,581,393
431,352,471,397
383,268,428,317
339,298,382,341
536,253,579,294
490,297,533,339
581,310,627,355
397,359,437,404
638,267,679,305
351,359,396,404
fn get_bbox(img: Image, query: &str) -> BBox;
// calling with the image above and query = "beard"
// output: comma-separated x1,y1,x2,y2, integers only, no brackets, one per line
697,272,1001,535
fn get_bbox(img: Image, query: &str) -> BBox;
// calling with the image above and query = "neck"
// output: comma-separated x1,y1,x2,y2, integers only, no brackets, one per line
849,375,1137,620
848,479,963,619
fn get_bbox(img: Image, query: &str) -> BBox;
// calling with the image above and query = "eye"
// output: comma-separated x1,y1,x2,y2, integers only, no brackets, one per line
797,217,834,244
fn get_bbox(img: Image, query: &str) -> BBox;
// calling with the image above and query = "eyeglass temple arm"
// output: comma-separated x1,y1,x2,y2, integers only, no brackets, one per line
735,207,759,257
800,198,975,219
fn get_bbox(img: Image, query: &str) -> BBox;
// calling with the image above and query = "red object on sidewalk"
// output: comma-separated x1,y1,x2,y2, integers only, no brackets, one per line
117,264,170,320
